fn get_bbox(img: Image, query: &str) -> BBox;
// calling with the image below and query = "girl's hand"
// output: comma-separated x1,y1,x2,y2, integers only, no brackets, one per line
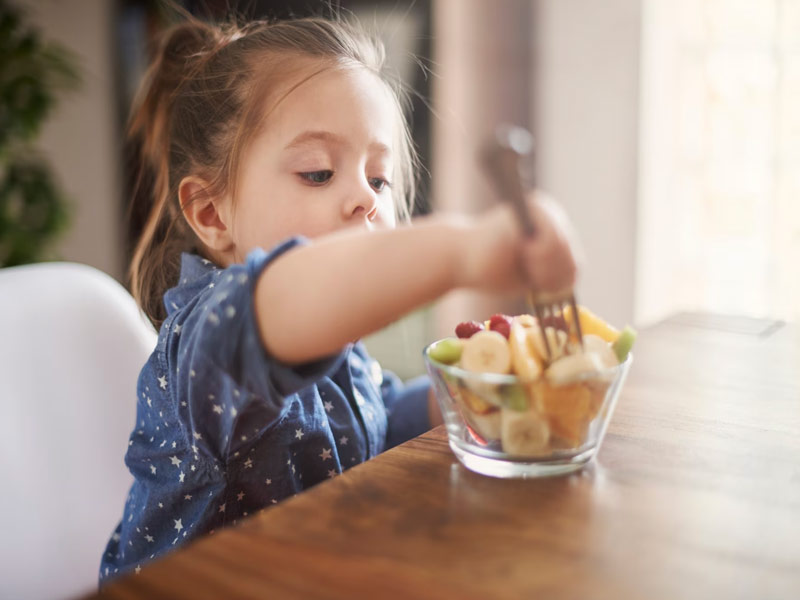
460,192,580,294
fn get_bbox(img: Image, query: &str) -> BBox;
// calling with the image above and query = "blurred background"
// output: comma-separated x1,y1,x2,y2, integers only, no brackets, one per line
5,0,800,378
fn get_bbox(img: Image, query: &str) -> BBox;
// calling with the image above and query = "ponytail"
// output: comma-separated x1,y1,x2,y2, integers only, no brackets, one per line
128,21,221,329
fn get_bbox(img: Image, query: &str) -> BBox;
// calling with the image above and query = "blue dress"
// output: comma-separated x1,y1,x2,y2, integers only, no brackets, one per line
99,237,431,582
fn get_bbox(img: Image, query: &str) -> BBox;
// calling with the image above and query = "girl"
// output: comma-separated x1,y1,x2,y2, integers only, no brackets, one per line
100,15,577,581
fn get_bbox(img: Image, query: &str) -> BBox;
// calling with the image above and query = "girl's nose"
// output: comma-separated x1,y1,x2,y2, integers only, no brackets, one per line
341,180,378,222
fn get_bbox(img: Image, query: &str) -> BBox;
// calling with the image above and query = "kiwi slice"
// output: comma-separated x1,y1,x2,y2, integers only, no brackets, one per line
612,326,637,362
500,384,530,411
428,338,464,365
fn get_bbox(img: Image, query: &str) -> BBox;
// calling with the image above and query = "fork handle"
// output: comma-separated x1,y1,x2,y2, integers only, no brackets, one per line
480,125,537,238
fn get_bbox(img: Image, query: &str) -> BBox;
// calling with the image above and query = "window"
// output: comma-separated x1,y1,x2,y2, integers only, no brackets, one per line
637,0,800,324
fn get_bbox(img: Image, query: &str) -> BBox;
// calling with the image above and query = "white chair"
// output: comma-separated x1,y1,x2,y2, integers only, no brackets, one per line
0,262,157,600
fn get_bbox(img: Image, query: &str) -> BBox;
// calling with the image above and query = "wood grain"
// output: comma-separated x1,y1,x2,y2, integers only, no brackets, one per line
89,314,800,600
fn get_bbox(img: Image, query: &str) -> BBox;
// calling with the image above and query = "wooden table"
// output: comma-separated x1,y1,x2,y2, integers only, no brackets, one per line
91,314,800,599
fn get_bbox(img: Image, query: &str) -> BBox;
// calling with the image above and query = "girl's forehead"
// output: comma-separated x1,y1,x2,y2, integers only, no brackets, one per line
257,63,397,151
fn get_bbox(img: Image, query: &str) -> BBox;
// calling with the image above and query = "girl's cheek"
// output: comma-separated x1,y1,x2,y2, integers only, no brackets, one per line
375,201,397,228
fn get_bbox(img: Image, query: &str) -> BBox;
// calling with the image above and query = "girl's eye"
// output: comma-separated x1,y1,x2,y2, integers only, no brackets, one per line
299,170,333,185
369,177,390,192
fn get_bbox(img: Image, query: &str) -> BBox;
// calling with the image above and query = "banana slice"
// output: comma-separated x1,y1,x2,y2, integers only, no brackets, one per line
509,322,542,381
582,334,619,368
501,408,550,456
514,314,537,328
460,330,512,374
546,351,606,384
530,326,569,362
464,409,502,442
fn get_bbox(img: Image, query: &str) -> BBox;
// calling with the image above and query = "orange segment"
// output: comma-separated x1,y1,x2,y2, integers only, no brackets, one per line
586,380,611,420
534,380,593,447
458,388,497,415
563,304,620,344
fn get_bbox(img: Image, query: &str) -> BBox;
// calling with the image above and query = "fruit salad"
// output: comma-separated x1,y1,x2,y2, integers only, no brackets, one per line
426,306,636,457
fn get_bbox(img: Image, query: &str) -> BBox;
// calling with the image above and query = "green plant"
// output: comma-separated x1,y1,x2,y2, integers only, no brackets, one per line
0,0,80,267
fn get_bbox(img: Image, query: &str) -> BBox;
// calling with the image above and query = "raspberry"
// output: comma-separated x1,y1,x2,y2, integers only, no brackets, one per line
455,320,485,339
488,314,513,339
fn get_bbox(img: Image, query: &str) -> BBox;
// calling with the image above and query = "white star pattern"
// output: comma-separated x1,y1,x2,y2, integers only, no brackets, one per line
144,535,154,543
190,464,196,471
146,397,152,407
158,502,163,508
212,404,223,414
243,457,253,469
179,471,185,483
149,465,156,475
237,491,245,501
230,406,238,417
173,323,181,334
323,400,334,412
190,369,196,378
319,448,332,461
265,478,272,485
327,469,337,478
158,375,167,390
193,432,202,440
339,436,349,446
174,519,183,532
295,428,304,440
218,503,226,513
169,456,181,467
225,306,236,319
184,494,192,500
208,312,220,325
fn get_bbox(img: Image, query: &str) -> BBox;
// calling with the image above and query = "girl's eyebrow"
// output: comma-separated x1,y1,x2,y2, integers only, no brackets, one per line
284,130,391,155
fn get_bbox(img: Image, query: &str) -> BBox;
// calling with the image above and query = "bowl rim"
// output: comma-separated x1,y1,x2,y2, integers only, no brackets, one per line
422,339,632,385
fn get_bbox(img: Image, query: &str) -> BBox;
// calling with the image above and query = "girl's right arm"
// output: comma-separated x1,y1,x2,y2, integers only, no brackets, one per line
255,196,577,365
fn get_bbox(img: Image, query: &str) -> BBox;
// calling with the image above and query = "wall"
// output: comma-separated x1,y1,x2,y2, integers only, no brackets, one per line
18,0,123,280
532,0,641,329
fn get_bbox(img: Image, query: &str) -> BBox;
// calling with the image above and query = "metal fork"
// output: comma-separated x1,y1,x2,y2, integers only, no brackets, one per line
480,124,584,361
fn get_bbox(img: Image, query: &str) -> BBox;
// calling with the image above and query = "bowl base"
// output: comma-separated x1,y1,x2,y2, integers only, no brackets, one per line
449,441,594,479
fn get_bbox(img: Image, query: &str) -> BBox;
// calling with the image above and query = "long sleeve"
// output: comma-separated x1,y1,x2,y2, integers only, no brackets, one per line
164,238,346,458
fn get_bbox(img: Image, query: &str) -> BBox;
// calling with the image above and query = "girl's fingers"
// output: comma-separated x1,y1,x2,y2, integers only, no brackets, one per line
521,194,579,292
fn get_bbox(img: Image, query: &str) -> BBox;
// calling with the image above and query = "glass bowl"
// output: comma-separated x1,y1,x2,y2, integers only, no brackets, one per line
424,343,632,478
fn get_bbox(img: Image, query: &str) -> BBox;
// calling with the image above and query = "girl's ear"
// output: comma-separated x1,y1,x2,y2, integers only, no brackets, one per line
179,176,234,253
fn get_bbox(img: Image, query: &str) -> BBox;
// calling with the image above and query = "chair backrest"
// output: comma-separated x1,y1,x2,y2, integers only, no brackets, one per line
0,262,157,600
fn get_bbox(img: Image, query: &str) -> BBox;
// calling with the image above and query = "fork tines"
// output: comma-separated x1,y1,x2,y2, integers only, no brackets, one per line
528,292,584,362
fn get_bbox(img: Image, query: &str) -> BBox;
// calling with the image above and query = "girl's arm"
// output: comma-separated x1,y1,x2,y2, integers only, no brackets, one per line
255,199,576,364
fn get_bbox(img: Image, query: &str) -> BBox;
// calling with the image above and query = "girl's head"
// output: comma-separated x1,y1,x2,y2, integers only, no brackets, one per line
130,15,418,327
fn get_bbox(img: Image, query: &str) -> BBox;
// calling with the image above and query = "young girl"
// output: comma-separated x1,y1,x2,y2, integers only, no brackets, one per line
100,15,577,581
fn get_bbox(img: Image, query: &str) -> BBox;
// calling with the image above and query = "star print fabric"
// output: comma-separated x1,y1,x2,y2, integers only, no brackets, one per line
99,237,431,583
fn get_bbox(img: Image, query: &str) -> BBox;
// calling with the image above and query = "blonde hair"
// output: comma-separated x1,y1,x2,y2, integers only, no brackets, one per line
128,15,418,328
